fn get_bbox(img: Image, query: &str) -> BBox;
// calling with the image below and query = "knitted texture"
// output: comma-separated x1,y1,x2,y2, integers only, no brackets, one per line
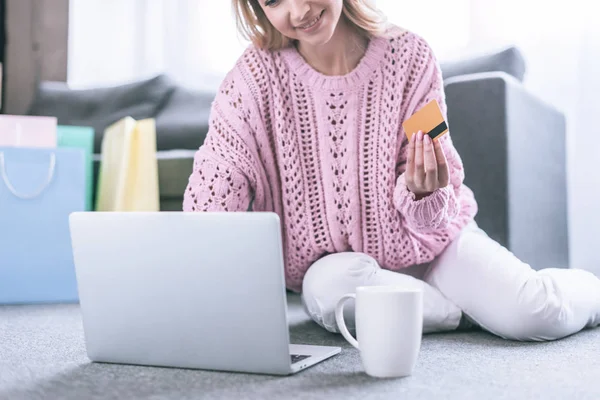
183,26,478,293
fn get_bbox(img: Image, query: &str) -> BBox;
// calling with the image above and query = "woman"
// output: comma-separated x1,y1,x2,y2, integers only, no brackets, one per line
183,0,600,341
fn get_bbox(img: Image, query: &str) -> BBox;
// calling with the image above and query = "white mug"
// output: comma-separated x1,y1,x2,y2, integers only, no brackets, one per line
335,285,423,378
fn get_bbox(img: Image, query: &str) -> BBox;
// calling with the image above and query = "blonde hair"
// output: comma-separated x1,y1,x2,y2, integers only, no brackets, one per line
233,0,389,50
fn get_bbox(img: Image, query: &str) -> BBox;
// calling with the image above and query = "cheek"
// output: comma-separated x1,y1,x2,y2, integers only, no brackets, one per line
331,0,344,17
264,11,292,34
324,0,343,13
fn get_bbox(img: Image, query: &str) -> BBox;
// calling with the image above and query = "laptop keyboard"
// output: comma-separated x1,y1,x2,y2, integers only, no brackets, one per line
291,354,310,364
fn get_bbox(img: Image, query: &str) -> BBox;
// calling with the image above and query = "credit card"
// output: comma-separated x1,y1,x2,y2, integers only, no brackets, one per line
402,99,449,141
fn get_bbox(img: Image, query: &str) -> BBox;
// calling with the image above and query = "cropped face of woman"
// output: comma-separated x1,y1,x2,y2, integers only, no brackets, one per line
258,0,345,47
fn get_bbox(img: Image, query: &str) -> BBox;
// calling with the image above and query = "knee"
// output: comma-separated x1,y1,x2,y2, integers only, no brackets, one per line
302,252,380,333
303,252,380,295
503,275,571,341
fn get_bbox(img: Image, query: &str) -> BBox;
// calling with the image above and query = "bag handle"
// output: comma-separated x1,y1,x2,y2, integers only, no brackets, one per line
0,151,56,200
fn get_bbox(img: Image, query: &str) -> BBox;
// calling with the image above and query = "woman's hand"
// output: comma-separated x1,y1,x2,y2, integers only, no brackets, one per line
405,130,449,200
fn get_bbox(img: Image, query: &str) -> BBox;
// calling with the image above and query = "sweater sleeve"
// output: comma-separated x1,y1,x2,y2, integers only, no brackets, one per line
183,69,259,212
393,35,465,234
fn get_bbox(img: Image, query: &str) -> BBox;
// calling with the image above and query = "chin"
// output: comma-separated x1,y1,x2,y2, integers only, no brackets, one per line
291,11,337,46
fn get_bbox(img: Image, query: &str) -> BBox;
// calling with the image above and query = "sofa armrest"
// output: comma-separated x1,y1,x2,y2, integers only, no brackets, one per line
444,71,569,269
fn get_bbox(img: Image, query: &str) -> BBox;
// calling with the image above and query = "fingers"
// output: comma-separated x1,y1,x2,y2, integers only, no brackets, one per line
414,131,425,188
423,134,438,191
433,138,449,187
406,131,447,196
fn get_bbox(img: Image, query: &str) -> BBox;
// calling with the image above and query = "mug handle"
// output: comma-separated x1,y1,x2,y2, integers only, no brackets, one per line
335,294,359,349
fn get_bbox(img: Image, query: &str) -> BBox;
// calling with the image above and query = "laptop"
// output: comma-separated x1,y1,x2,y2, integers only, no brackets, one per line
68,211,341,375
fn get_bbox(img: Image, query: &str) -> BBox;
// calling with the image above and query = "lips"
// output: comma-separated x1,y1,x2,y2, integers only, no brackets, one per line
297,10,324,30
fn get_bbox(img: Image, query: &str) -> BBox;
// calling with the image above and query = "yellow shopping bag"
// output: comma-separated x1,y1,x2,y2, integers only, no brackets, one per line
95,117,159,211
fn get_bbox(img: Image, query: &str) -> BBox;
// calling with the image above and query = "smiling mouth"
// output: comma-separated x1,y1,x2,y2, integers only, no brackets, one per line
297,10,324,30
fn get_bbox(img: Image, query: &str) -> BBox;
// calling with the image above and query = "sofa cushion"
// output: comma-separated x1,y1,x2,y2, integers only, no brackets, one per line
441,46,526,82
155,87,214,151
27,75,176,153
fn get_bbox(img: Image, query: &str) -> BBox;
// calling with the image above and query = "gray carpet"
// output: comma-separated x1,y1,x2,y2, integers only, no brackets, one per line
1,293,599,400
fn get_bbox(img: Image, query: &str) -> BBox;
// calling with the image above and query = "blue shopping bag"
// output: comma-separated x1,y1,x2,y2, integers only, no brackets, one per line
0,146,86,304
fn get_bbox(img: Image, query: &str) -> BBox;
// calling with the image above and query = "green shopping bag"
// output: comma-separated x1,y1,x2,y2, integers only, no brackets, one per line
57,126,94,211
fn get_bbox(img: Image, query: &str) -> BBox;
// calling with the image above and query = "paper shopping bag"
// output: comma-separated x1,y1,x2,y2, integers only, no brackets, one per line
0,115,57,148
57,126,95,211
95,117,159,212
0,146,86,304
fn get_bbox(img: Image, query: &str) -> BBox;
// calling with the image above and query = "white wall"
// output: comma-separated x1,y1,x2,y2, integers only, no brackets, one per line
376,0,471,60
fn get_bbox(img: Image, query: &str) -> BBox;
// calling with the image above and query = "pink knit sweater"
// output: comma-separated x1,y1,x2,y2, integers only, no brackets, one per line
183,26,478,293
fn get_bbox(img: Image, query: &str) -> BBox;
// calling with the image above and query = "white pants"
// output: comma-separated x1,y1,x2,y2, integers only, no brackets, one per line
301,221,600,341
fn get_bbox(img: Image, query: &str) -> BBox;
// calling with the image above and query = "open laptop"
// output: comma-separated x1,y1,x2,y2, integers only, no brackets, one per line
68,211,340,375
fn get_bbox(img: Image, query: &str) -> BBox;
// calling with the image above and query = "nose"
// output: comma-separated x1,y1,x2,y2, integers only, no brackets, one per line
290,1,311,25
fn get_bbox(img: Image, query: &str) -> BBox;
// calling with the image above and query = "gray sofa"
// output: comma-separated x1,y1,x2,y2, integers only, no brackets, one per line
26,46,568,270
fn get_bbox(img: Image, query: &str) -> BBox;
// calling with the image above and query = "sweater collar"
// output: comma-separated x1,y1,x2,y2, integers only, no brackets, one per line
279,33,388,91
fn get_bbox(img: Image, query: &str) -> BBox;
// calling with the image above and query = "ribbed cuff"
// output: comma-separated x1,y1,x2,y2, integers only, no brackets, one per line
393,173,458,232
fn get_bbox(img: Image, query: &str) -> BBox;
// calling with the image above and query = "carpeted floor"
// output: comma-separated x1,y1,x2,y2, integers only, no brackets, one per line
1,293,599,400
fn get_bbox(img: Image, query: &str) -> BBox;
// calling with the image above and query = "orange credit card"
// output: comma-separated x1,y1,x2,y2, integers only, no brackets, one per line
402,99,449,142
